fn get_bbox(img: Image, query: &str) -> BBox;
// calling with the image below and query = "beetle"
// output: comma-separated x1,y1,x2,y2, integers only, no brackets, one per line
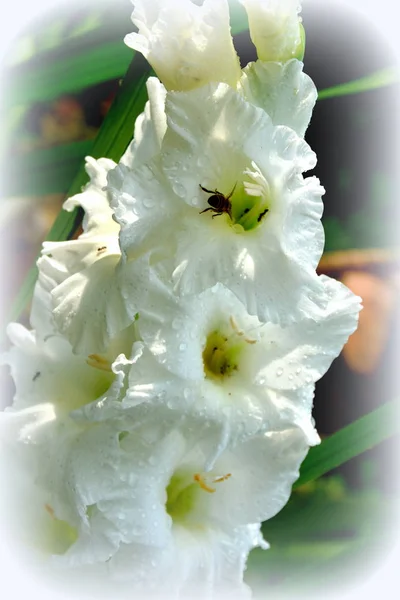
199,183,236,219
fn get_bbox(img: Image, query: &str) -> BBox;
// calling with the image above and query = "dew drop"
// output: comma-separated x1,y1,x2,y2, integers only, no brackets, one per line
172,319,181,330
172,182,186,197
276,367,283,377
143,197,156,209
179,343,186,351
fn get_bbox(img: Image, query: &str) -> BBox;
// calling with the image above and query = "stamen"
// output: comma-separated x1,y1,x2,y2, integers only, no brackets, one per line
213,473,231,483
194,473,216,493
194,472,232,493
86,354,112,372
229,316,244,336
229,316,257,344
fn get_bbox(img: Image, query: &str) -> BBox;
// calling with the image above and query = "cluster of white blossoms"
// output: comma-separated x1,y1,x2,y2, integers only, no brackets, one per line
1,1,362,598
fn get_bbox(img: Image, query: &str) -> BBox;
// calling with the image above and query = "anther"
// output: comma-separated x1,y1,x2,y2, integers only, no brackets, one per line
45,503,55,518
86,354,112,372
213,473,231,483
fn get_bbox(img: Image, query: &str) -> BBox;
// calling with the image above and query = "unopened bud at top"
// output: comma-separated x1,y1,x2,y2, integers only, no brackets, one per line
240,0,305,62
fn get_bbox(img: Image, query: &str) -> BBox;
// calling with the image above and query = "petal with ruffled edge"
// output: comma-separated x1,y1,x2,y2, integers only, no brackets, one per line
239,59,317,137
253,275,362,391
119,77,167,170
125,0,241,91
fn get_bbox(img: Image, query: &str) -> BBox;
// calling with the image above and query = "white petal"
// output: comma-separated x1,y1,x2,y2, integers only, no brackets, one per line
51,254,137,356
63,156,119,239
256,276,362,390
239,59,317,137
120,77,167,169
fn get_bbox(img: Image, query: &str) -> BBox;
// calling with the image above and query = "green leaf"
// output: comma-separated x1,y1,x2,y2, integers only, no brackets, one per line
6,41,133,108
4,54,151,327
4,140,95,197
318,67,400,100
294,401,399,489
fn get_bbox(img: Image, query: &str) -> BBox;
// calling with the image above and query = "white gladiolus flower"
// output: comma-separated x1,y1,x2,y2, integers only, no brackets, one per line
239,0,305,63
81,278,360,449
44,416,308,596
239,59,317,138
125,0,241,91
110,82,326,325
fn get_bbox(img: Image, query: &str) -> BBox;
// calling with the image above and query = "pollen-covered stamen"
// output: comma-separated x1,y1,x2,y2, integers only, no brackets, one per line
194,472,232,494
86,354,112,372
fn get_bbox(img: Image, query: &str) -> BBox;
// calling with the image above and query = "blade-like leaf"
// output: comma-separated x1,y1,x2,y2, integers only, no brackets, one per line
6,41,133,108
5,54,151,326
294,401,399,488
4,140,95,197
318,67,400,100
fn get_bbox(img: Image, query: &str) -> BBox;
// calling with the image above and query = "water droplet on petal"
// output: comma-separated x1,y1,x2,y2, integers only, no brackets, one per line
276,367,283,377
172,182,186,197
172,319,181,330
143,197,156,209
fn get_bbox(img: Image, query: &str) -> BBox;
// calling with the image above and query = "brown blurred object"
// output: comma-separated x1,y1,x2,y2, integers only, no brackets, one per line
39,97,97,146
318,248,400,275
0,194,65,326
318,249,399,374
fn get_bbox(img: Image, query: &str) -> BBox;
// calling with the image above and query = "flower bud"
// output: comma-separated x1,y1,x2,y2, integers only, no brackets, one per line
240,0,305,62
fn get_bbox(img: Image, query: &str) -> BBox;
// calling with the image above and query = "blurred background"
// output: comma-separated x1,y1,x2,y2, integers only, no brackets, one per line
0,0,399,597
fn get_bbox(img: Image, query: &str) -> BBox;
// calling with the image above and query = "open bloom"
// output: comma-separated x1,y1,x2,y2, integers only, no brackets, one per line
110,82,326,326
239,0,305,62
82,277,359,451
125,0,241,91
42,412,308,598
